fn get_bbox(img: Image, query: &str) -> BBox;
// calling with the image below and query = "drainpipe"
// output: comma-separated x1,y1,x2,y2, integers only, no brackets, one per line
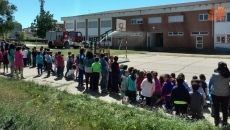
212,4,214,49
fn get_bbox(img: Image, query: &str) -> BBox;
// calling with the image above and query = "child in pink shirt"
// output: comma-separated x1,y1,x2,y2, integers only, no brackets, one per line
14,46,24,79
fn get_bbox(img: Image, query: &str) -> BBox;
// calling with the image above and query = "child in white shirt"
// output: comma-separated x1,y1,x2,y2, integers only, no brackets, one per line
66,64,76,80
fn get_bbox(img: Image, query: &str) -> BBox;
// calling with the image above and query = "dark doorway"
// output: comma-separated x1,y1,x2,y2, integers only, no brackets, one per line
147,33,163,48
155,33,163,47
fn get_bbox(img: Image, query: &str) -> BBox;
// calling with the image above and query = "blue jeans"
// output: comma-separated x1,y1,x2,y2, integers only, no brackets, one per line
78,68,85,85
100,71,108,90
37,64,43,75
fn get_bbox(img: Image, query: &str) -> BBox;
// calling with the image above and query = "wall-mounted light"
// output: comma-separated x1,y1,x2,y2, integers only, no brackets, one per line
152,26,155,30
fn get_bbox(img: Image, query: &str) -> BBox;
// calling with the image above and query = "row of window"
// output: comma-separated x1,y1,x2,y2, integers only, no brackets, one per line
66,20,112,29
216,35,230,43
168,32,209,36
131,12,230,24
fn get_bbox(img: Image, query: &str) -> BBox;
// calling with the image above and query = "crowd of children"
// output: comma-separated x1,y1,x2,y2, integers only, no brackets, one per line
1,40,230,126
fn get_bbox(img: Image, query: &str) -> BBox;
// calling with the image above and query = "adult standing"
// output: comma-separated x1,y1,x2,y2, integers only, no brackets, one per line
209,62,230,126
100,53,108,93
32,47,37,67
8,44,15,76
77,48,86,87
84,51,94,89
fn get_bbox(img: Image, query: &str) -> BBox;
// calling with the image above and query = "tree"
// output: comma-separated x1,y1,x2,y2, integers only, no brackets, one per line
19,31,26,40
0,0,17,38
31,11,56,38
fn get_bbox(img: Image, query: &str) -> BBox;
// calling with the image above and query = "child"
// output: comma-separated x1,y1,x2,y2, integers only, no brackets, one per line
170,73,176,86
137,71,145,95
119,71,128,98
2,50,9,74
126,69,137,103
27,48,32,66
119,65,128,87
161,74,174,110
65,55,74,77
170,75,190,115
0,51,2,74
199,74,208,106
91,57,101,91
190,81,204,119
66,64,76,80
36,51,43,76
56,51,64,78
107,56,114,91
111,56,120,93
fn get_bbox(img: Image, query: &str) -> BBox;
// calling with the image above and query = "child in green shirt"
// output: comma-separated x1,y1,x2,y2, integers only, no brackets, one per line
91,57,101,91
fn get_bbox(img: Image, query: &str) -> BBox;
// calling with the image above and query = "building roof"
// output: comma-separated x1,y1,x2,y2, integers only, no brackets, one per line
61,0,229,21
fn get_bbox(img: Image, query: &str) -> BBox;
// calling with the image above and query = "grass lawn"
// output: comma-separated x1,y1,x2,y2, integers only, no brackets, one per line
0,77,217,130
22,41,45,45
26,43,146,59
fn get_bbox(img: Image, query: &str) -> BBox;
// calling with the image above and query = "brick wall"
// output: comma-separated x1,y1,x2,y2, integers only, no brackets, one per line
112,10,213,49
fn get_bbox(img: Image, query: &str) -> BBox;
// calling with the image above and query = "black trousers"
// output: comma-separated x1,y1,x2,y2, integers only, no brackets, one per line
28,57,31,66
23,58,27,67
212,94,229,123
32,57,36,67
174,104,188,115
47,63,54,76
91,72,100,91
127,90,136,103
107,72,112,90
57,66,64,77
85,72,92,88
111,73,119,92
141,95,152,106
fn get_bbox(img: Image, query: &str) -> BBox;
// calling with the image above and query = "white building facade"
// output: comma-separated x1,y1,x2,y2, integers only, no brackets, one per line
214,2,230,50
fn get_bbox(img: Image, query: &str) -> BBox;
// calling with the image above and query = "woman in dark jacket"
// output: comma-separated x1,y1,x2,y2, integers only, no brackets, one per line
209,62,230,126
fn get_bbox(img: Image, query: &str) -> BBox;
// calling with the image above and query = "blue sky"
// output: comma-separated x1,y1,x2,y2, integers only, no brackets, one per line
9,0,202,28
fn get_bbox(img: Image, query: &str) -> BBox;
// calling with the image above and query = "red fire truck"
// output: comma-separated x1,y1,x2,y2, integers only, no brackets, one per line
46,31,83,49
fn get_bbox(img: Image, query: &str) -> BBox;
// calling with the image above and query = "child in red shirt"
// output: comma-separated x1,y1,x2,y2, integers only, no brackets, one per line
137,71,145,95
56,51,64,78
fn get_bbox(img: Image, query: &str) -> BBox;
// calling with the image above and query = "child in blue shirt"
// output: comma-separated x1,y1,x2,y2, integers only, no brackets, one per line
161,74,174,110
126,69,137,103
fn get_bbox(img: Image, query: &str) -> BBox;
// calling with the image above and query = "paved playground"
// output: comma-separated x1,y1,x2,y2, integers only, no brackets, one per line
2,52,230,125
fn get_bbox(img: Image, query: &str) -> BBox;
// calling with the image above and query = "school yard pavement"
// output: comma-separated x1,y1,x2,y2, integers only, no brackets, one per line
2,52,230,125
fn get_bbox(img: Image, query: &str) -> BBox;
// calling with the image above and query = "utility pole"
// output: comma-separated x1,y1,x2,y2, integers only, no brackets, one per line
39,0,45,14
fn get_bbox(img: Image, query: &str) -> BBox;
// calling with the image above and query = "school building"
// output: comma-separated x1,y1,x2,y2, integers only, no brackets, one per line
61,0,230,51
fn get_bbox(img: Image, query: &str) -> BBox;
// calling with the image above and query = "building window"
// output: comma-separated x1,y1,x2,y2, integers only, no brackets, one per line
199,14,208,21
227,35,230,43
168,15,184,23
130,32,143,36
221,36,225,43
148,17,162,24
191,32,209,36
131,18,143,24
101,20,111,27
168,32,184,36
89,36,98,42
88,21,98,28
77,22,86,28
216,36,227,43
227,13,230,21
65,23,74,29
